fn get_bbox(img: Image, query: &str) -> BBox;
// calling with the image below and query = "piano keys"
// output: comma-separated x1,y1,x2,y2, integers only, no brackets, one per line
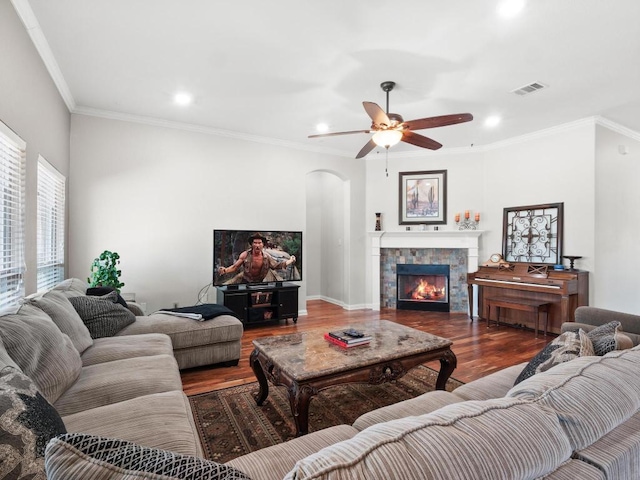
467,263,589,334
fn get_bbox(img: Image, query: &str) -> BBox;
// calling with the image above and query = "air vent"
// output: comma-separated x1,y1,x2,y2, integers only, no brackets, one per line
511,82,548,96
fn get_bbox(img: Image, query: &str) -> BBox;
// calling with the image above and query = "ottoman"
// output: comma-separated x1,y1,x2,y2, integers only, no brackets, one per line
117,313,243,369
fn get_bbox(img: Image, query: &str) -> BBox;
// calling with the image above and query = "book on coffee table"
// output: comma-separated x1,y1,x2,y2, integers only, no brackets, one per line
328,330,372,344
324,333,370,348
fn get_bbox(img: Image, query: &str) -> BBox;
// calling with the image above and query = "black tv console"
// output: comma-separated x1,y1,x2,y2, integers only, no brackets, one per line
216,283,299,326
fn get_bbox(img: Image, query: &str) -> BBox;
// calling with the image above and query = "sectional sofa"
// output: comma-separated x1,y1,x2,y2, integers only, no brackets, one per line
2,285,639,479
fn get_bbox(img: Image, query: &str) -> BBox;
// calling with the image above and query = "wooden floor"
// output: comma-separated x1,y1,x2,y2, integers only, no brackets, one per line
181,300,551,396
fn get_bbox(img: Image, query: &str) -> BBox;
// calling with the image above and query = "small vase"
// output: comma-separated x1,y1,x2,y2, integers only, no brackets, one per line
375,213,382,231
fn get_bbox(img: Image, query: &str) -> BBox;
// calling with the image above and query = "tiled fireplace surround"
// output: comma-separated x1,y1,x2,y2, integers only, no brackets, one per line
369,231,482,312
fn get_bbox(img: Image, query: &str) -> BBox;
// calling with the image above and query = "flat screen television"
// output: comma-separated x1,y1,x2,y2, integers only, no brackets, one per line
213,229,302,287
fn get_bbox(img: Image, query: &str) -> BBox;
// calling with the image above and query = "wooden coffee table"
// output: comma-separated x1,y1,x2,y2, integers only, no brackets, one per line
249,319,457,436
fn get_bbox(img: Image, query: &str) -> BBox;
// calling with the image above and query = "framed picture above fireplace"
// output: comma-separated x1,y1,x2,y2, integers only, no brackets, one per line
502,202,564,264
398,170,447,225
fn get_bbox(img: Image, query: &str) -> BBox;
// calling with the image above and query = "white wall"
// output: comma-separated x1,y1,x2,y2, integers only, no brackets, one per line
0,0,71,293
69,114,366,313
305,171,347,305
365,122,597,308
594,125,640,312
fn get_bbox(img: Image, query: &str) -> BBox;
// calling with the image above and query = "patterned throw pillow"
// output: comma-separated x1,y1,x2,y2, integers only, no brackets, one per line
45,434,251,480
68,292,136,339
0,366,66,480
514,329,594,385
587,321,634,355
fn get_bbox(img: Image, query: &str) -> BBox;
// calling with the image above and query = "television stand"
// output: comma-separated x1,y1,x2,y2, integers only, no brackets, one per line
216,283,299,326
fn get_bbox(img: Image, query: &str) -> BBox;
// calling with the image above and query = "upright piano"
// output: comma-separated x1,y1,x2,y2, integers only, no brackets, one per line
467,263,589,334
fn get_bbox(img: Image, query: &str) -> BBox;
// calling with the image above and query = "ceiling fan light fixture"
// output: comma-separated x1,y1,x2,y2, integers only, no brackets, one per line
372,129,402,148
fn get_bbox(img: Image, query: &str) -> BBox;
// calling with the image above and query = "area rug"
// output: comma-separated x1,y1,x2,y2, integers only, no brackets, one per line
189,365,463,463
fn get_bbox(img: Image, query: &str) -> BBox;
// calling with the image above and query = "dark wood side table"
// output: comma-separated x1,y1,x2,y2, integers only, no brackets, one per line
249,320,457,436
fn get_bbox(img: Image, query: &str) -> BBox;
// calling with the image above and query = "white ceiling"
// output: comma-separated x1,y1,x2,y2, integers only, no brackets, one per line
17,0,640,157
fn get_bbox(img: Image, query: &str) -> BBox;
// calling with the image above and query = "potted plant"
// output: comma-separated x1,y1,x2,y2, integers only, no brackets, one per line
88,250,125,292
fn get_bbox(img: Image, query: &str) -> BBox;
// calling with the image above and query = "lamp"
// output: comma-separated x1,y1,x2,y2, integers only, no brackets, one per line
372,129,402,148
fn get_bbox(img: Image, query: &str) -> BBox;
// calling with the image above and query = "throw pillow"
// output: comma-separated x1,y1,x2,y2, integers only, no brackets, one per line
68,293,136,339
26,290,93,354
587,320,634,355
51,278,88,298
0,366,67,480
45,434,251,480
0,304,82,403
514,329,594,385
86,286,129,308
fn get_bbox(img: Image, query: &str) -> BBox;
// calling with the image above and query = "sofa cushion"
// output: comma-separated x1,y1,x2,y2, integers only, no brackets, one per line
53,354,182,416
0,366,66,480
513,329,594,385
0,332,19,371
52,278,88,298
352,390,462,431
284,398,573,480
117,313,243,349
62,390,202,457
451,363,525,402
69,292,135,338
587,320,634,355
0,303,82,403
226,425,358,480
26,290,93,353
45,434,251,480
573,410,640,480
80,333,173,367
507,346,640,450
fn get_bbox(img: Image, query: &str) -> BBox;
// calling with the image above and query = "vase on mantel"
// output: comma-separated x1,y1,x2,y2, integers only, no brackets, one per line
375,213,382,231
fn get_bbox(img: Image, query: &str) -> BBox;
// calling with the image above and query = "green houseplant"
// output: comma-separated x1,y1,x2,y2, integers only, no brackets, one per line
88,250,125,292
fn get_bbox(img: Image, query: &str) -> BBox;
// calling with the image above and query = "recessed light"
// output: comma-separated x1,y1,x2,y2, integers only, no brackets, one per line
497,0,526,18
316,123,329,133
485,116,501,128
174,93,192,106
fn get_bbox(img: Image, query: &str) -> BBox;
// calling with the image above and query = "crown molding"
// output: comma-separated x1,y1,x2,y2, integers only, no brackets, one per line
72,107,355,158
594,116,640,142
11,0,75,112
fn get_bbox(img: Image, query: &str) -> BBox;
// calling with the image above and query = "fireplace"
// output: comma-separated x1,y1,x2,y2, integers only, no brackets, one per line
396,264,450,312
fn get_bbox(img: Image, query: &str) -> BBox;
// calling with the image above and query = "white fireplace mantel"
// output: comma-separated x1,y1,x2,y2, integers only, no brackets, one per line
369,230,483,311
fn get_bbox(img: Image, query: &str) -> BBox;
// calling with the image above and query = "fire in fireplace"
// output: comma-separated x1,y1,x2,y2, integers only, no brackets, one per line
396,264,450,312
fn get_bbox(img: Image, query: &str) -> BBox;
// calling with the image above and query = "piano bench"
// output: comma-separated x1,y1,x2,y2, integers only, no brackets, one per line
485,296,550,337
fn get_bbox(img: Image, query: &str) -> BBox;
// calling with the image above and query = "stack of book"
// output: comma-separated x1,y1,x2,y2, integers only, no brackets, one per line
324,329,372,348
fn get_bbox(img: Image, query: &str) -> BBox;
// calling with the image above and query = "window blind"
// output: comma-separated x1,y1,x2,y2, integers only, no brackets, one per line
0,121,26,308
37,157,65,292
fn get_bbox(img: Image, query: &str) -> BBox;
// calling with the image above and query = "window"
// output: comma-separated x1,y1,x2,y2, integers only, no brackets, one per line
37,157,65,291
0,121,26,308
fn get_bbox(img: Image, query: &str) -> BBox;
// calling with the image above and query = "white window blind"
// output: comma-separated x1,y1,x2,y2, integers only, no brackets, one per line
0,121,26,308
37,157,65,291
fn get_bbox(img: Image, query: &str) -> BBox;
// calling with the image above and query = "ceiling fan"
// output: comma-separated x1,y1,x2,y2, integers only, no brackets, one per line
309,81,473,158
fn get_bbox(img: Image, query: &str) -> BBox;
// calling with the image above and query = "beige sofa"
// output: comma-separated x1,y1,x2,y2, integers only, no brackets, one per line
3,296,639,479
0,278,247,479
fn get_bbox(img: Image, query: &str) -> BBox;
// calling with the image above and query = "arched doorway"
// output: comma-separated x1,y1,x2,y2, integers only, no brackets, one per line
305,170,350,306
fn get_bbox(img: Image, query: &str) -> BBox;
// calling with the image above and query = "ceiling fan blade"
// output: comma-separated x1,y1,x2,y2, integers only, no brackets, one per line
403,113,473,131
308,129,371,138
363,102,391,127
402,131,443,150
355,138,378,159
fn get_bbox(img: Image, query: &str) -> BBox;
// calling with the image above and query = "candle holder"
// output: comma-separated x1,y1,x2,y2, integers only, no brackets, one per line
455,211,480,230
456,217,479,230
562,255,582,270
375,212,382,231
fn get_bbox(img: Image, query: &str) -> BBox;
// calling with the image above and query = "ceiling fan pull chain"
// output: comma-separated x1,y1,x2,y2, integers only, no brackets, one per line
385,147,389,177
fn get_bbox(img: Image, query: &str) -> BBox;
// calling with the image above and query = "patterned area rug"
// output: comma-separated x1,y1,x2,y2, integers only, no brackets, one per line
189,365,463,463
